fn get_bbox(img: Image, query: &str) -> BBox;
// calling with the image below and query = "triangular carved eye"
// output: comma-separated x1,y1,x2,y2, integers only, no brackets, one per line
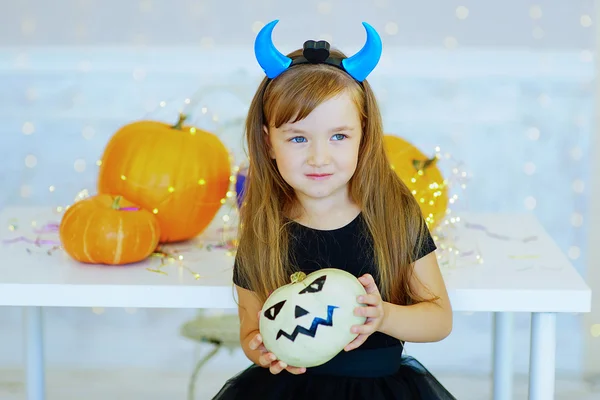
299,276,326,294
264,300,286,320
295,306,309,318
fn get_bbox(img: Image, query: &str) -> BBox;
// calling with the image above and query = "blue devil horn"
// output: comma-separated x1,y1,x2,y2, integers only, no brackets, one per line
254,20,292,79
341,22,383,82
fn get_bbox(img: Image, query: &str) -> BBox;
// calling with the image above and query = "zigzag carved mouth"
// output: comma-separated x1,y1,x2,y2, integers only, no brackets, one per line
276,305,338,342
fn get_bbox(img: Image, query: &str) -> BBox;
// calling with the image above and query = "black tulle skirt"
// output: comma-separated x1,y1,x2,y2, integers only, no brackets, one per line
212,346,456,400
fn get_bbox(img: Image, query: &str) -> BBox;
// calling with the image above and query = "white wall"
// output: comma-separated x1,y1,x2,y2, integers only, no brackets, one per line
0,0,594,49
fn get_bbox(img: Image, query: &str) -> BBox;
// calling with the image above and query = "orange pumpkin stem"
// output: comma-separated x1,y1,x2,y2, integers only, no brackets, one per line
172,113,188,130
412,156,437,172
111,196,122,210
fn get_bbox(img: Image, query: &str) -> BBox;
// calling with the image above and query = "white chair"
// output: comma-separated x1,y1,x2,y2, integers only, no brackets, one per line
180,311,241,400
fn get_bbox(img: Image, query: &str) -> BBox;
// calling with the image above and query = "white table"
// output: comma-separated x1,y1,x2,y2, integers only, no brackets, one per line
0,207,592,400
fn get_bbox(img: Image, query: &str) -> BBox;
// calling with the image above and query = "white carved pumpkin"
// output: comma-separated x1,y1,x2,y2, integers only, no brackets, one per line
259,268,367,368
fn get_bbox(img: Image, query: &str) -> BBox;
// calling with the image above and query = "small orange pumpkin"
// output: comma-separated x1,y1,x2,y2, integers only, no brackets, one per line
59,194,160,265
97,113,231,243
383,135,449,230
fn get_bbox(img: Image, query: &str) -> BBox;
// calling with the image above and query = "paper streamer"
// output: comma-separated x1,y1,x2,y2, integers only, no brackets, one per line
464,222,538,243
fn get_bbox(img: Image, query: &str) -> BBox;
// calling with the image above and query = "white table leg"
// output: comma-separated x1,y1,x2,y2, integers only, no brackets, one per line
528,312,557,400
23,306,45,400
492,312,514,400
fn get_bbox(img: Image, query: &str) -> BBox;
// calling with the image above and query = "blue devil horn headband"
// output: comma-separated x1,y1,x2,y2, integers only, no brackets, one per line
254,20,382,82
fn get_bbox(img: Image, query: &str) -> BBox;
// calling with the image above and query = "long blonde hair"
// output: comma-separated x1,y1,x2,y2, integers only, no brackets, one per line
236,48,432,306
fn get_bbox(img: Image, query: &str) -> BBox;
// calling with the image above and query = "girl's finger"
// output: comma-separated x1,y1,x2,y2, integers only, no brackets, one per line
259,352,276,366
269,360,287,375
351,323,376,335
285,366,307,375
357,294,380,305
344,334,368,351
354,306,380,318
248,333,263,350
358,274,379,293
258,355,270,367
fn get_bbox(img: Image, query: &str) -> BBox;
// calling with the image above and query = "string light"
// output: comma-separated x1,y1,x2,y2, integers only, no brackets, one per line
78,60,92,72
571,213,583,227
20,185,32,198
25,88,38,101
317,2,332,14
74,159,86,173
74,22,87,40
251,21,264,34
524,162,536,175
21,17,36,36
443,36,458,50
526,127,541,141
580,15,592,28
139,0,153,13
524,196,537,210
25,155,37,168
133,68,146,81
189,2,205,17
131,33,147,46
538,93,551,107
455,6,469,20
384,22,399,36
568,246,581,260
570,147,583,161
397,145,478,268
22,122,35,135
532,27,544,40
572,179,585,194
200,37,214,49
529,5,543,20
82,126,95,140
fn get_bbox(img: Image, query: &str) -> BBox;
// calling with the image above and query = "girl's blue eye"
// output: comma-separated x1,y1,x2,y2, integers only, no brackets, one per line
290,136,307,143
332,133,347,141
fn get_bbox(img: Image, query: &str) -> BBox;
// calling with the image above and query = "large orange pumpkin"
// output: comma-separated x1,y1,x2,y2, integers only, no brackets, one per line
97,114,231,243
59,194,160,265
383,135,449,230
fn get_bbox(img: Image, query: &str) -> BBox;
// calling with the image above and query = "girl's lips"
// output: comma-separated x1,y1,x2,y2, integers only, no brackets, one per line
306,173,332,180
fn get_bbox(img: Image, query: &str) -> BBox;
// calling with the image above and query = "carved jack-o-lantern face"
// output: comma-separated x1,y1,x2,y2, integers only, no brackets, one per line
259,268,367,368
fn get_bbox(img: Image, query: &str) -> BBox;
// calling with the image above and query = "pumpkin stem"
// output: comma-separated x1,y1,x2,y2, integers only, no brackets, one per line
172,113,188,130
412,156,437,172
290,272,307,284
111,196,122,210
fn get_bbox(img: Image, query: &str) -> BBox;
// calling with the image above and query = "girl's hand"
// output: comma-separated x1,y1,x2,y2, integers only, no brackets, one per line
344,273,385,351
249,326,306,375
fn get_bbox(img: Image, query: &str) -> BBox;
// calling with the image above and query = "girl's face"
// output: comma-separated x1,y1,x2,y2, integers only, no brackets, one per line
266,91,362,206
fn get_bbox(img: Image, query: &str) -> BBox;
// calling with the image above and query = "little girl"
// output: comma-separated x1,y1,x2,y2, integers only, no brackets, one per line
213,20,456,400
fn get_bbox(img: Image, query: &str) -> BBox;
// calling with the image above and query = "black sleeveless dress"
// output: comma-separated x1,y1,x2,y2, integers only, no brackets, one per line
212,213,457,400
